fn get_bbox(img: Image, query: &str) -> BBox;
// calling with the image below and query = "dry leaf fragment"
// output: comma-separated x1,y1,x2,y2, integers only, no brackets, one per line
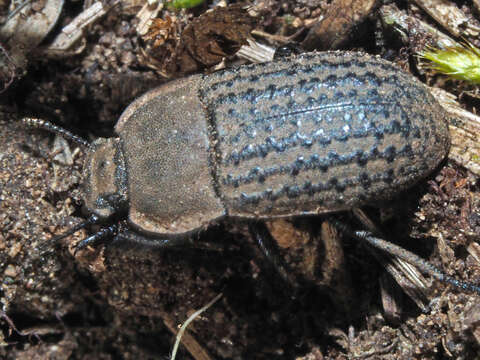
154,4,256,76
143,16,175,48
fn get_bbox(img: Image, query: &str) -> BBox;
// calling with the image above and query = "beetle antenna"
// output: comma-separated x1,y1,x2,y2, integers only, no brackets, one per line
332,220,480,294
22,117,91,148
52,214,100,243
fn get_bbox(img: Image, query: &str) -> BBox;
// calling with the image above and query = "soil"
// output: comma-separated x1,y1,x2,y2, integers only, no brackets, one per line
1,1,480,359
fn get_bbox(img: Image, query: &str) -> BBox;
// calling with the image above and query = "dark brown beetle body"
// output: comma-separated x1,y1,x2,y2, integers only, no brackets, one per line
83,51,449,238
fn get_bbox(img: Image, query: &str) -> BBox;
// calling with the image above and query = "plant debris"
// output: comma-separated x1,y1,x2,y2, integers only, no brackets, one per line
142,3,257,76
419,42,480,84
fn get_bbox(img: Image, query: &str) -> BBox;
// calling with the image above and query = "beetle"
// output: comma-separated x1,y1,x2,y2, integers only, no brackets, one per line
24,51,480,293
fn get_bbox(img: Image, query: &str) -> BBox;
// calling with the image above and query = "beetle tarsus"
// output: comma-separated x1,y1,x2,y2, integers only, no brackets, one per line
52,214,100,243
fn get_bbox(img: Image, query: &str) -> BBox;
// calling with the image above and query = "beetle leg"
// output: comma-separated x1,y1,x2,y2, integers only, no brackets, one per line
112,225,197,249
74,223,118,255
273,43,304,59
248,221,299,296
332,219,480,295
74,222,224,252
51,214,100,244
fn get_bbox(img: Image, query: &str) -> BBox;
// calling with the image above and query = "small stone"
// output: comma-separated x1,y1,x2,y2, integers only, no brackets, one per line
4,264,17,277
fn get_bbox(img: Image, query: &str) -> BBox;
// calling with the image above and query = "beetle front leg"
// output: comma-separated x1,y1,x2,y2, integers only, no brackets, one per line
75,222,225,252
111,224,199,249
74,223,119,254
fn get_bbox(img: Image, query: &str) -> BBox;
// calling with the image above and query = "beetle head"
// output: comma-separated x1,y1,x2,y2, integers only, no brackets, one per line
82,138,129,220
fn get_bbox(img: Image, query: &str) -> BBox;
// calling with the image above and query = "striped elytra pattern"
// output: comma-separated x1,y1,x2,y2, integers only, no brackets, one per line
199,51,449,217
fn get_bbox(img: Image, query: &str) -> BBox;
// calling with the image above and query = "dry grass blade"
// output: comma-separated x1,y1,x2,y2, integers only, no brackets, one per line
170,293,223,360
412,0,480,38
237,38,275,63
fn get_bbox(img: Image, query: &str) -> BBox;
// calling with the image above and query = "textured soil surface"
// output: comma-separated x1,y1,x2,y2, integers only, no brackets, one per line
1,1,480,359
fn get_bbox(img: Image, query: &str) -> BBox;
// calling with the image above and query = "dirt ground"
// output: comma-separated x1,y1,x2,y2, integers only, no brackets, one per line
1,0,480,359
